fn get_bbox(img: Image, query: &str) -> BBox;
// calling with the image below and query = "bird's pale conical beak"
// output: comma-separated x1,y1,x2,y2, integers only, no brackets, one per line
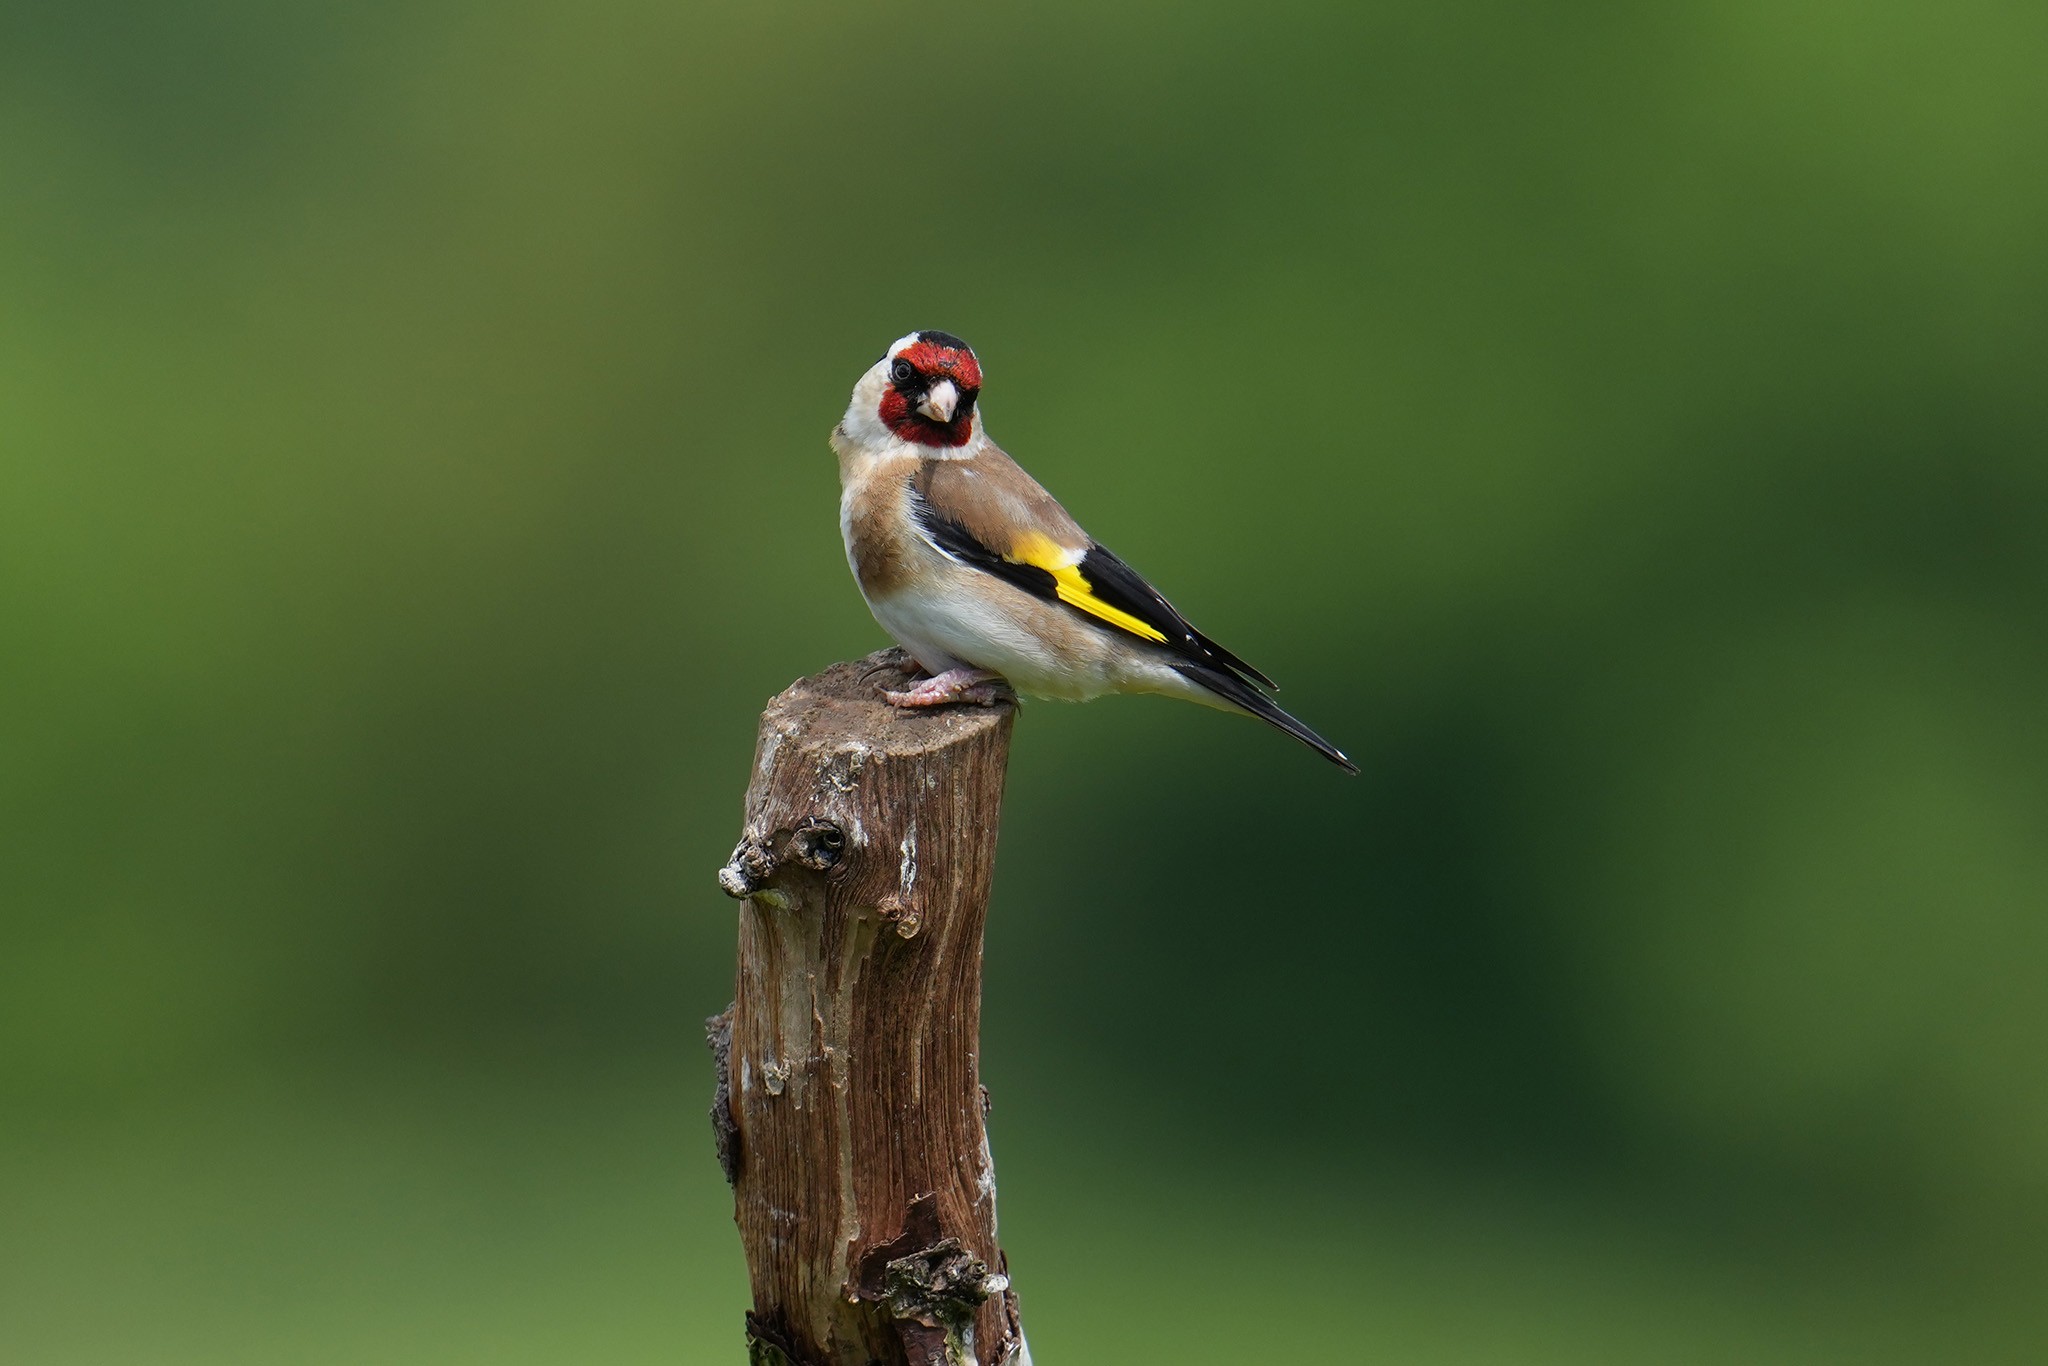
917,379,959,424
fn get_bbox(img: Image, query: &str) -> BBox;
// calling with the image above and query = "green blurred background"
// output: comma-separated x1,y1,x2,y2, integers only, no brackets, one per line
4,1,2045,1360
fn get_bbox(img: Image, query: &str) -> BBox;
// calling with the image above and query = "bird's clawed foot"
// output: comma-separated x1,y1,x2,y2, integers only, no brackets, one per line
883,667,1012,708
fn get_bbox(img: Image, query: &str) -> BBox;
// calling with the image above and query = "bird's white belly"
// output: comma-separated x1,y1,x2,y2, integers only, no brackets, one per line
865,566,1138,702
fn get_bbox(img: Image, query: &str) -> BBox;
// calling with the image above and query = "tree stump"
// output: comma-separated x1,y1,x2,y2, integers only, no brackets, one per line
711,649,1028,1366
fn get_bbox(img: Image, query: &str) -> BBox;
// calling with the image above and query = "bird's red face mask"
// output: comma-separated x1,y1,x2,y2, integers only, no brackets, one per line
878,334,982,447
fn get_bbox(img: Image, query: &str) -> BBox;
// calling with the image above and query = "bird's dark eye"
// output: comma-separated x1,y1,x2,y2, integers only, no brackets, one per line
890,359,916,384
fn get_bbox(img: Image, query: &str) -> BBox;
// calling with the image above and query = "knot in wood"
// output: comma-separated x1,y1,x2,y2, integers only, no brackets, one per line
877,1238,1004,1328
788,816,847,872
717,818,848,902
717,836,778,899
877,896,922,939
854,1193,1007,1362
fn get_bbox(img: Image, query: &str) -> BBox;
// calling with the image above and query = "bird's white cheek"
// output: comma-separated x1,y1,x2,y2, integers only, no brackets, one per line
839,369,896,447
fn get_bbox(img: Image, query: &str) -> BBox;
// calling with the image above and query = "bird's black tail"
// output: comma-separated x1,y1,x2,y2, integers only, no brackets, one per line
1174,663,1359,774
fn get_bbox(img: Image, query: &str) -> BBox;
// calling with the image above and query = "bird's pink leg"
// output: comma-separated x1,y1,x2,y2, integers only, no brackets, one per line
883,667,1011,708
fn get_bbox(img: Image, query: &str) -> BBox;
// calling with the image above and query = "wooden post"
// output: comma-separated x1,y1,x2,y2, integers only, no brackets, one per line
709,649,1028,1366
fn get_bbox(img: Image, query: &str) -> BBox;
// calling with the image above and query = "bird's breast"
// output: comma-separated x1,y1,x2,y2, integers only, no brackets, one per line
838,449,922,599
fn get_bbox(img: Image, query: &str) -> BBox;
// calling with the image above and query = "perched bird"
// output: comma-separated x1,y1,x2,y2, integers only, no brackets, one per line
832,330,1357,773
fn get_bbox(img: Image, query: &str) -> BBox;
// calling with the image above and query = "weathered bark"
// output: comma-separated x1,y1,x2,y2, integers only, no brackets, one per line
711,649,1027,1366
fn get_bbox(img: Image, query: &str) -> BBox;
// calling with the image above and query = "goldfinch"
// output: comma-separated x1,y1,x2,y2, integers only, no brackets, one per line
833,330,1357,773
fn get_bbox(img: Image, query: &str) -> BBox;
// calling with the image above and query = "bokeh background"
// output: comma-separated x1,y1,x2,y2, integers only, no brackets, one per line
5,1,2045,1360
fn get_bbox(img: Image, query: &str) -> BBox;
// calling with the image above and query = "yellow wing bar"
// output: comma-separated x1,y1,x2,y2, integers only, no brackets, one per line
1008,532,1169,643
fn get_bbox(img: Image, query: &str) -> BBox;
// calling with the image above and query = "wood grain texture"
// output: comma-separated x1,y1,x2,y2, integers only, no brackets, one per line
713,649,1025,1366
